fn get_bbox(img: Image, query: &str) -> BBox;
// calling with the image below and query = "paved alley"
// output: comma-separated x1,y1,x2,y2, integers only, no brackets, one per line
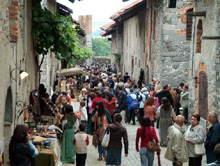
63,123,207,166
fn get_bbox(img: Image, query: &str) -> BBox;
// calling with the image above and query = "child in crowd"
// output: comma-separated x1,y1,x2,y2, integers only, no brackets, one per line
73,124,89,166
80,101,88,125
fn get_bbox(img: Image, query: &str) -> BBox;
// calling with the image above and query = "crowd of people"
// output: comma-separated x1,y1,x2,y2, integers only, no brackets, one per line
8,63,220,166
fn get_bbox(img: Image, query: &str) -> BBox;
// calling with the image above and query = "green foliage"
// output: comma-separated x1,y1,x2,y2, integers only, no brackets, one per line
32,0,93,65
92,38,111,57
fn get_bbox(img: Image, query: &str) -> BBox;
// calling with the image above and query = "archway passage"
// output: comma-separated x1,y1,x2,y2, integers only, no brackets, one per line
4,87,13,165
198,71,208,120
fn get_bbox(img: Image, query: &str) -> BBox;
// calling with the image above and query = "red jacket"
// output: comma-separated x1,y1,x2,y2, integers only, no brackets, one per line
107,97,117,115
91,97,107,109
136,126,159,151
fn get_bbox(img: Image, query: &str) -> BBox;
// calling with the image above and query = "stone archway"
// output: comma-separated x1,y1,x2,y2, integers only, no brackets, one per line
198,71,208,120
3,87,13,165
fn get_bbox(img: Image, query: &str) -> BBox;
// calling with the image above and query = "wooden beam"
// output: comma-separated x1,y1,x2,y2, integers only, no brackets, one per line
202,36,220,40
187,11,206,17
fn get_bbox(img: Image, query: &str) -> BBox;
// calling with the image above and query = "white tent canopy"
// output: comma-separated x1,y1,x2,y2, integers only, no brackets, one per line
57,67,90,76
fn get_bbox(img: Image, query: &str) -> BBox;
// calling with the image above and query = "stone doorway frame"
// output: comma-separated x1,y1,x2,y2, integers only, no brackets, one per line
3,87,13,165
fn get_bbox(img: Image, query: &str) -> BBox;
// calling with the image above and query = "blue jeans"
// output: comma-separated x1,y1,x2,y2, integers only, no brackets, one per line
98,141,106,157
98,130,106,157
139,148,154,166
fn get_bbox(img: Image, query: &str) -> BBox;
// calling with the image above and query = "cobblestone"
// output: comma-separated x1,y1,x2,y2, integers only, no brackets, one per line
62,122,207,166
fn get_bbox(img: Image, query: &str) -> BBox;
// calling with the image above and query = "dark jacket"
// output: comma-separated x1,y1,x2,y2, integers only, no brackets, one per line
116,91,127,112
205,120,220,149
155,90,173,105
206,161,220,166
107,123,129,154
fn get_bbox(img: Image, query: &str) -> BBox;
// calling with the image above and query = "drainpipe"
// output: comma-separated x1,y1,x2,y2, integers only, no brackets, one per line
23,0,26,59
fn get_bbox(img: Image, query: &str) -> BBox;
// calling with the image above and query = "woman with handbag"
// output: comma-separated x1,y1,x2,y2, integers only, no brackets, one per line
185,114,205,166
136,117,159,166
91,100,112,161
106,113,129,166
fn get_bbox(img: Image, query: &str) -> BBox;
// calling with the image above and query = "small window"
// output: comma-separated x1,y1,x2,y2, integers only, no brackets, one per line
186,9,193,41
168,0,176,8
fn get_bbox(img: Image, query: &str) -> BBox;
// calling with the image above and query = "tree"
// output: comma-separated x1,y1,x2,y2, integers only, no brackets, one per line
32,0,93,66
92,38,111,57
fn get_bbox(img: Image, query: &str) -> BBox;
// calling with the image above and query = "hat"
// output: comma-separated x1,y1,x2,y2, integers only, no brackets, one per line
141,87,148,92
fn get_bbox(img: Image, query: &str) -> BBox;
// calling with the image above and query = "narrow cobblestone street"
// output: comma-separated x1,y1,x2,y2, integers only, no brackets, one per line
63,122,207,166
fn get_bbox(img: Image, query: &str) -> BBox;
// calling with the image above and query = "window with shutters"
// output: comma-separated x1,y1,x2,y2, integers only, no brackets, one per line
186,9,193,41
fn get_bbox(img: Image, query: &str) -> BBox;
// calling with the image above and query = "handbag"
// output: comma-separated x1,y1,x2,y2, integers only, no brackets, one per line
101,126,110,148
194,143,205,155
147,127,161,152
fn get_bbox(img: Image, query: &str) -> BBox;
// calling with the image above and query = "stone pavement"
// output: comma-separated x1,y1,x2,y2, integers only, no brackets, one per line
62,122,207,166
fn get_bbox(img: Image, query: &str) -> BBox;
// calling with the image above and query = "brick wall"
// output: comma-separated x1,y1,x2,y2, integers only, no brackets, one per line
8,1,19,43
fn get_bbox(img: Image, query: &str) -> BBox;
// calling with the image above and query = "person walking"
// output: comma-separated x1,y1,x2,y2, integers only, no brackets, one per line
180,84,189,124
106,114,129,166
157,97,176,146
73,124,89,166
60,104,79,164
165,115,188,166
205,111,220,164
138,87,149,124
106,91,117,122
185,114,206,166
136,117,159,166
127,89,138,125
144,97,156,126
91,101,112,161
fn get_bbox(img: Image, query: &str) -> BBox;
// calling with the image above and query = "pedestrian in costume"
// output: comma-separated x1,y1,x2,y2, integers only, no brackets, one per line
60,104,79,164
156,97,176,146
185,114,205,166
91,100,112,161
106,113,129,166
136,117,159,166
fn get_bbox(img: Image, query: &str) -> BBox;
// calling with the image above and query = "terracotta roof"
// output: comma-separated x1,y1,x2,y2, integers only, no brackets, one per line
100,21,116,31
110,0,144,20
73,19,80,24
57,2,73,16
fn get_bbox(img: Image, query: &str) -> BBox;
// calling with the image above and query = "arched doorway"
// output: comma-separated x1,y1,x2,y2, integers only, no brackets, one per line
3,87,13,165
198,71,208,119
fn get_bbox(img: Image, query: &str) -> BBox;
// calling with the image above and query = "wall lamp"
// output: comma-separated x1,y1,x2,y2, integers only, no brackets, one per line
10,68,29,81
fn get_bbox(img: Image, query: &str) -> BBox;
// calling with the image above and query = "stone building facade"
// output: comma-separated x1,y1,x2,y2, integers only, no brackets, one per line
102,0,220,120
101,0,192,86
0,0,39,164
79,15,93,50
188,0,220,119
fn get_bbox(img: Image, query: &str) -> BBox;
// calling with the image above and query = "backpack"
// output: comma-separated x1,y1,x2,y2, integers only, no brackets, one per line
128,95,139,110
130,98,138,110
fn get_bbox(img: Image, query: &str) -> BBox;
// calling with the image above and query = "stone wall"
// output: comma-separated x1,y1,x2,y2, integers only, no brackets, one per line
122,8,147,80
156,0,193,88
188,0,220,119
0,0,38,164
79,15,92,49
